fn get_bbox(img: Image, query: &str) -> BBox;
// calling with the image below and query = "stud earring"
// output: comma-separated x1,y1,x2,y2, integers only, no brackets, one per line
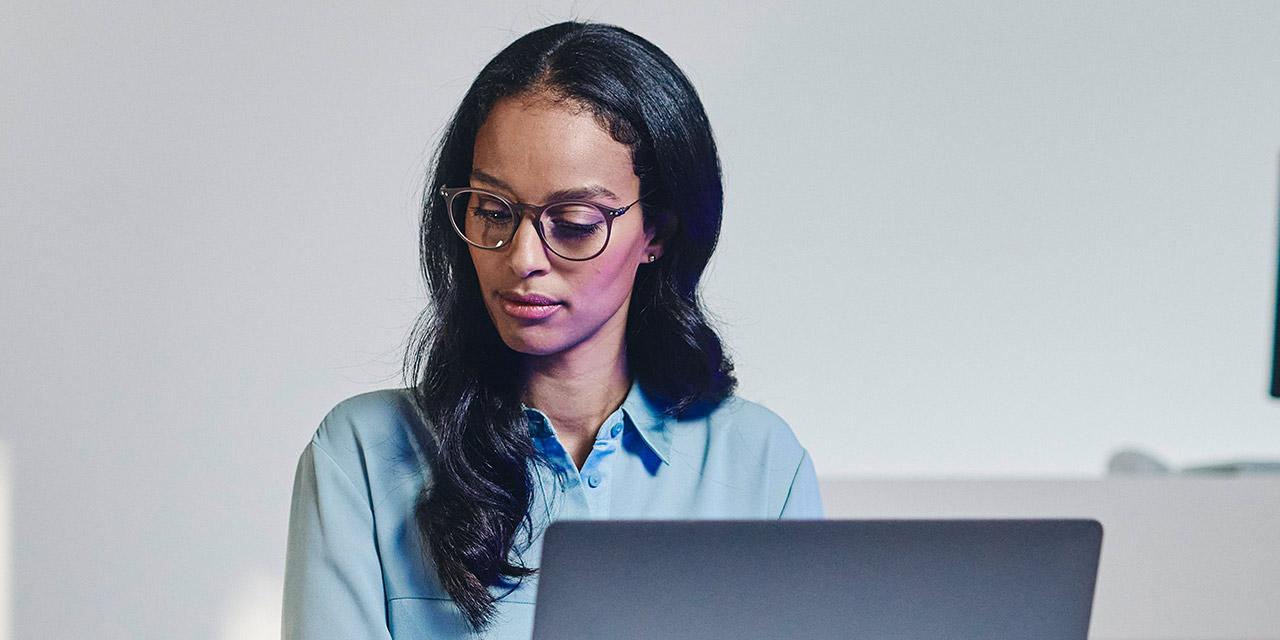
648,254,656,263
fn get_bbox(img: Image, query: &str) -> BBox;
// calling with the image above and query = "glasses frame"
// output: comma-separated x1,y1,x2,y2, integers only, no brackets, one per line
439,185,648,261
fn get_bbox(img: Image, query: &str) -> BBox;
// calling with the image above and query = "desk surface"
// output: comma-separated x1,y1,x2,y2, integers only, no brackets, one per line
819,477,1280,640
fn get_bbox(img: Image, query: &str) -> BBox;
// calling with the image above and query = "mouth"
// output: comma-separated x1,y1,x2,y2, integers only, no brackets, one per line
498,291,563,321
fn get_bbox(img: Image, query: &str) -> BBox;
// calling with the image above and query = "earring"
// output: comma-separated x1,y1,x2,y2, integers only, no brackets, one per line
648,254,656,263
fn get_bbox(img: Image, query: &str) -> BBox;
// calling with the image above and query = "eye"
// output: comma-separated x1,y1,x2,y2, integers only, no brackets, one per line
545,203,606,240
469,195,512,223
550,219,602,238
472,206,510,221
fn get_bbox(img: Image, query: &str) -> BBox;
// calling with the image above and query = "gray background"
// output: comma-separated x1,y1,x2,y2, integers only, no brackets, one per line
2,1,1279,638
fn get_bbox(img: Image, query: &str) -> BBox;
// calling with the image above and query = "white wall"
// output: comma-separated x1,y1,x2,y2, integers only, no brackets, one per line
3,1,1279,638
0,442,10,640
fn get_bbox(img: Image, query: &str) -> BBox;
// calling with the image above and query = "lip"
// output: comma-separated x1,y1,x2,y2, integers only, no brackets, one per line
498,291,563,320
500,291,561,305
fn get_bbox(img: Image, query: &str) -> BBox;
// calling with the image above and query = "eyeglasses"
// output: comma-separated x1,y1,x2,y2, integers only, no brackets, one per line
439,185,648,261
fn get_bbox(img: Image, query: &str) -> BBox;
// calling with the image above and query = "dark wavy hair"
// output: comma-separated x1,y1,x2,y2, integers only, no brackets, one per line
400,20,735,632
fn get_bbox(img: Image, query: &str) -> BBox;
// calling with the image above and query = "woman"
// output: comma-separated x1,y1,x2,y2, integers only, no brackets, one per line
282,20,822,640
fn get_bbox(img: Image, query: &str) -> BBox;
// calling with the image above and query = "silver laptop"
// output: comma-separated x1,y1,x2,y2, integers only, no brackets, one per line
532,519,1102,640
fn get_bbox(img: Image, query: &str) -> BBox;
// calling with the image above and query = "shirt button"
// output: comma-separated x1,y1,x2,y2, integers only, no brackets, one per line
586,474,601,488
610,423,623,438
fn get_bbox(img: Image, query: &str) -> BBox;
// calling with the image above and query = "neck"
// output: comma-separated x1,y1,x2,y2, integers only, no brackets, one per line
521,340,631,444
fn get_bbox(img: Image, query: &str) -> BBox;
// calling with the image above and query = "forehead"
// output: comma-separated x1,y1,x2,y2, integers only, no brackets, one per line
472,96,637,202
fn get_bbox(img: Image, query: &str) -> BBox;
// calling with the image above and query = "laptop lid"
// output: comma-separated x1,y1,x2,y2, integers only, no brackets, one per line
531,519,1102,640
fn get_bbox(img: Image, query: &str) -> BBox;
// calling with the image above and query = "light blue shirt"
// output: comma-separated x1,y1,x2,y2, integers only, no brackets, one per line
282,379,823,639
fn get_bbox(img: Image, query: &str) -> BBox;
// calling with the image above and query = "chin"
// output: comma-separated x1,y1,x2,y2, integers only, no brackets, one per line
498,333,570,357
497,317,607,358
491,321,568,356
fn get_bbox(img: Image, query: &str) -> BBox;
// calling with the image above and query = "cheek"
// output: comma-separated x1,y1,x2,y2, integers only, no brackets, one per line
467,249,497,283
571,257,637,312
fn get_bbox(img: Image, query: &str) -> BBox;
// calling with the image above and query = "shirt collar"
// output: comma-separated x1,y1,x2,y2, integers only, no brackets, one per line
620,378,672,465
522,378,672,465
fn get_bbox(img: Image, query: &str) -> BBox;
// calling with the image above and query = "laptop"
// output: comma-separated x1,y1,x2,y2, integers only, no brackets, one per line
531,519,1102,640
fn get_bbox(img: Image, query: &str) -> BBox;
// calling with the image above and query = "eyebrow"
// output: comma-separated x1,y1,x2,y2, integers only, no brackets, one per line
470,169,621,204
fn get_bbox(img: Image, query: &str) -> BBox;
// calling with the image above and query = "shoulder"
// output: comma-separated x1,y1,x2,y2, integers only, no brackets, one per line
657,392,814,515
311,387,422,452
313,386,419,442
711,394,804,449
305,388,432,502
670,392,808,472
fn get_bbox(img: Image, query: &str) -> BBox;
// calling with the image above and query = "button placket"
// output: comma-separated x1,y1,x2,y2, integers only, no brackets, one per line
580,415,625,517
528,406,630,518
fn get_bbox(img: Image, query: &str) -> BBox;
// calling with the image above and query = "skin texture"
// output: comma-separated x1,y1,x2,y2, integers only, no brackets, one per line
468,93,664,468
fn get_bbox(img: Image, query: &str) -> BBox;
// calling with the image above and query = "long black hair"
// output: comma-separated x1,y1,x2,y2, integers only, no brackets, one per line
401,20,735,632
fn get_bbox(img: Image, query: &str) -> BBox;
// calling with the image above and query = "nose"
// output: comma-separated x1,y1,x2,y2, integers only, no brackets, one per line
507,213,551,278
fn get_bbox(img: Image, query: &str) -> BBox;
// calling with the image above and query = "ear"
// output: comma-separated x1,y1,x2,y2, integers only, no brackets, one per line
641,215,675,263
643,230,665,262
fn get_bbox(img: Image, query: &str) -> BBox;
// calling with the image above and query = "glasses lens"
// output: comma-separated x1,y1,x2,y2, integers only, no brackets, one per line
544,203,608,259
450,190,514,248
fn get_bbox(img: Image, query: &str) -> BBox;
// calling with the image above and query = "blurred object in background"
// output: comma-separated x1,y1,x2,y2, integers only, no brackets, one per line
1108,447,1280,476
1106,448,1172,475
1269,149,1280,399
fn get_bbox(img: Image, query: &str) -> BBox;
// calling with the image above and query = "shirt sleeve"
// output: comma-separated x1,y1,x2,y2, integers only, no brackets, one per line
282,439,393,639
779,449,825,519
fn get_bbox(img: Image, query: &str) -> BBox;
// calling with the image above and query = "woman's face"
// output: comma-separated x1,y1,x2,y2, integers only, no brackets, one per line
467,94,662,360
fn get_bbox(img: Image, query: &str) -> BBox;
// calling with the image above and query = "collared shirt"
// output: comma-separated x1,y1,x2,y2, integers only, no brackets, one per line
283,379,823,640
